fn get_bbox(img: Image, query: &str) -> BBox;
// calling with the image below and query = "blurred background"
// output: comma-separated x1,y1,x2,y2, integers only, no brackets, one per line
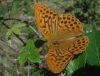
0,0,100,76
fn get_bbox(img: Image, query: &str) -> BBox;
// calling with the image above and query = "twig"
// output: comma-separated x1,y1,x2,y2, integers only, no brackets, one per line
29,26,39,36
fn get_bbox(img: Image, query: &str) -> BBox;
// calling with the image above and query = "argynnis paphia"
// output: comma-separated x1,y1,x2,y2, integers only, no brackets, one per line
34,3,89,73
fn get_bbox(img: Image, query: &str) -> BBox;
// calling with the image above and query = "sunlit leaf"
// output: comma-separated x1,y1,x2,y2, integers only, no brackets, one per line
6,29,12,36
16,23,26,28
12,23,26,29
13,29,20,35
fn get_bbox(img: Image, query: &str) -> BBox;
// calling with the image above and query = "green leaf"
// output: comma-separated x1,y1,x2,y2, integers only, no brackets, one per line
6,2,12,7
66,52,86,76
16,23,26,28
11,23,26,35
19,50,28,65
26,7,33,14
12,71,19,76
13,29,20,35
28,50,40,62
31,71,40,76
19,40,40,65
6,29,12,36
19,5,26,10
25,40,36,51
25,40,40,62
12,1,19,12
3,6,8,14
86,26,100,66
12,23,26,29
24,0,33,4
22,28,33,34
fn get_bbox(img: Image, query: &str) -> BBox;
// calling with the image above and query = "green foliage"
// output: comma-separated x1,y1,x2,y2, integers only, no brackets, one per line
50,0,72,8
3,6,8,14
6,23,26,36
50,0,100,25
31,71,44,76
0,0,33,17
31,71,40,76
86,25,100,66
66,51,86,76
12,1,20,12
26,7,34,15
19,40,40,65
24,0,33,4
22,28,33,34
12,72,19,76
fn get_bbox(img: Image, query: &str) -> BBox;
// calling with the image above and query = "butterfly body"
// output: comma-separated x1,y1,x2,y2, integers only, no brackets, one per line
34,3,89,73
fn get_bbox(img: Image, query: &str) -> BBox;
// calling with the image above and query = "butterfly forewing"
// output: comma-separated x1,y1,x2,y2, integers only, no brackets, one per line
56,14,83,41
34,3,59,42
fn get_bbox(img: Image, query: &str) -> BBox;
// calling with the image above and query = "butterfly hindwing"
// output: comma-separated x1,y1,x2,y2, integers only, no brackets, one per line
47,46,73,73
68,36,89,54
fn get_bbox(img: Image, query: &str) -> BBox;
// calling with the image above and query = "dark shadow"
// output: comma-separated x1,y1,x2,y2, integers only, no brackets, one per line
34,39,47,48
41,68,59,76
72,63,100,76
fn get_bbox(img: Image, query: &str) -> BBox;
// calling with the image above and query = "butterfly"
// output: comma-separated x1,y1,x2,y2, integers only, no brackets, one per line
34,3,89,73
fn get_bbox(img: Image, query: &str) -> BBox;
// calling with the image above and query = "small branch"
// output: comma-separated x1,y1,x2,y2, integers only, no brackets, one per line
29,25,41,38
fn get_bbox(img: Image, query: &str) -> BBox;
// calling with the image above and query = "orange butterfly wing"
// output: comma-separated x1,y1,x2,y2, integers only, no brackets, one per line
57,14,83,41
34,3,89,73
47,46,73,73
34,3,58,42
